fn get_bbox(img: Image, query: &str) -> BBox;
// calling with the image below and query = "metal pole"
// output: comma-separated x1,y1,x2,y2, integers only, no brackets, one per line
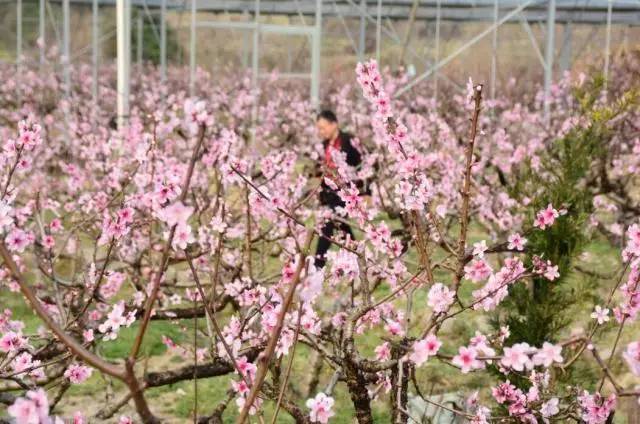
92,0,99,104
293,0,307,25
160,0,167,82
39,0,45,65
386,18,459,92
251,0,261,142
117,0,131,128
491,0,498,101
311,0,322,107
603,0,612,96
333,0,358,55
543,0,555,124
252,0,260,91
358,0,366,61
17,0,22,74
559,21,572,72
400,0,420,66
519,13,546,67
63,0,70,96
126,0,131,101
242,10,250,68
394,0,536,98
433,0,441,103
137,12,143,67
189,0,197,96
287,19,293,72
376,0,381,64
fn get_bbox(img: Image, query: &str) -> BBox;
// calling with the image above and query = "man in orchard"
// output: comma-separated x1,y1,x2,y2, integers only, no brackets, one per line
314,110,363,267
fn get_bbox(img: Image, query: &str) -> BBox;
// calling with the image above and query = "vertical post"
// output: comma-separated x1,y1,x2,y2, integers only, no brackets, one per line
126,0,131,81
251,0,261,142
252,0,260,95
117,0,131,128
92,0,99,105
433,0,441,103
358,0,366,61
376,0,381,64
490,0,498,101
189,0,197,96
311,0,322,107
63,0,70,96
17,0,22,75
559,21,572,72
126,0,131,113
137,12,143,67
543,0,555,124
287,19,293,73
242,10,250,68
400,0,420,66
160,0,167,82
39,0,45,65
603,0,612,96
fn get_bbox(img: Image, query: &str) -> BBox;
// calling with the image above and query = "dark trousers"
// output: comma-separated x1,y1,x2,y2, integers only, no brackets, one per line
314,219,354,268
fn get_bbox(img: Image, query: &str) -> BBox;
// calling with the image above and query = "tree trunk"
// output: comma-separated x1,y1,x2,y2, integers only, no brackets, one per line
390,343,410,424
344,356,373,424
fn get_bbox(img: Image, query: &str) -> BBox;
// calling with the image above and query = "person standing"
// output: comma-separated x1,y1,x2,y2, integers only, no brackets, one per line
314,110,362,268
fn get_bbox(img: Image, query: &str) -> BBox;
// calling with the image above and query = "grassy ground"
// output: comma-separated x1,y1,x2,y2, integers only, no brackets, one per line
2,216,638,423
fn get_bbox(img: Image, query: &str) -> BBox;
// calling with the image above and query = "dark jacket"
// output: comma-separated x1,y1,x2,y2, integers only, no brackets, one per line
319,131,362,208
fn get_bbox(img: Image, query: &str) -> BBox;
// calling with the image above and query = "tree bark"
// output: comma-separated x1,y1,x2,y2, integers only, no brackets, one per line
390,342,410,424
343,354,373,424
145,347,261,387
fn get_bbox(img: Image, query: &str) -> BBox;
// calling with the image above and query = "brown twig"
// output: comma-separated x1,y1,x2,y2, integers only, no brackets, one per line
452,84,483,294
0,242,123,379
185,251,253,386
129,124,206,361
270,303,304,424
236,230,314,424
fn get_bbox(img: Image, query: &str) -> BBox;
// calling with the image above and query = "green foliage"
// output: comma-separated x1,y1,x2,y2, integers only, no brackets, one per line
491,77,638,389
132,11,181,66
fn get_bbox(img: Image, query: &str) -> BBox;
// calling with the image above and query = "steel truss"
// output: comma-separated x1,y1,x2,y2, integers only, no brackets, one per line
8,0,640,125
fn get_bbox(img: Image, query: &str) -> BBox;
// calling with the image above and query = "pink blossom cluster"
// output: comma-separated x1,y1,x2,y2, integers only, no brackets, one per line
471,257,526,311
355,60,409,157
306,392,335,423
232,355,261,415
532,256,560,281
500,342,563,372
577,391,617,424
623,340,640,376
613,238,640,322
156,201,195,250
409,334,442,366
623,223,640,264
491,380,543,420
8,389,54,424
533,204,562,230
427,282,455,313
0,52,638,422
63,363,93,384
97,301,137,340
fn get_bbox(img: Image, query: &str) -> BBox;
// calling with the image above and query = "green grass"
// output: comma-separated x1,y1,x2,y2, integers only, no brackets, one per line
98,319,187,360
2,215,636,422
4,292,42,334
